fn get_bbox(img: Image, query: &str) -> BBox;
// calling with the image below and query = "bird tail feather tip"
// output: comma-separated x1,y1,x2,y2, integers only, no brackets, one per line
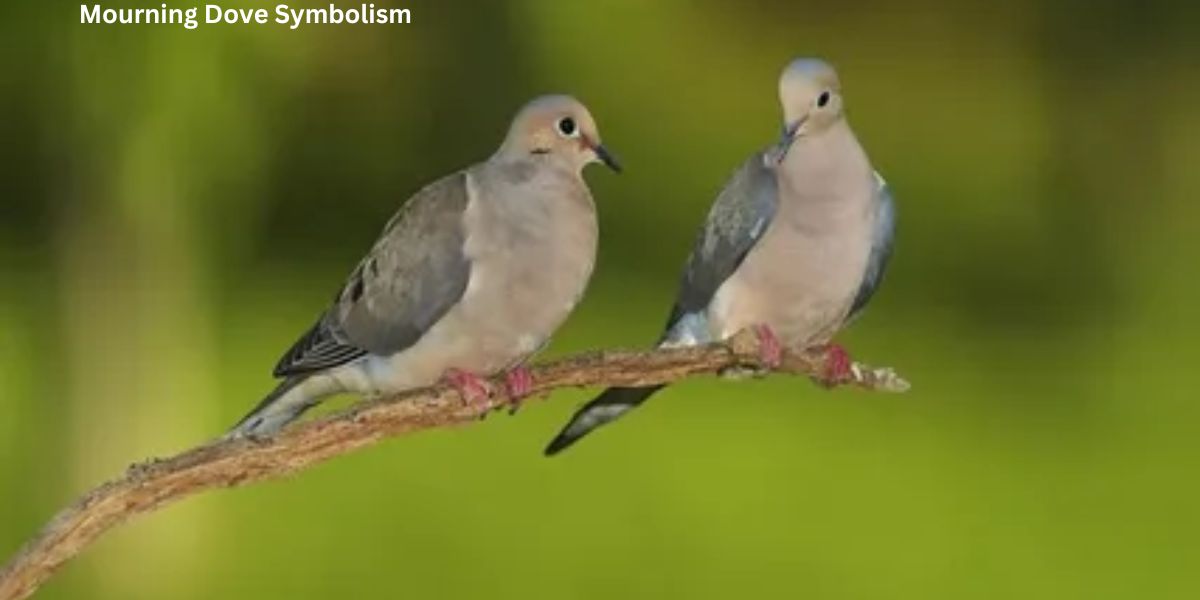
227,377,310,439
543,385,664,456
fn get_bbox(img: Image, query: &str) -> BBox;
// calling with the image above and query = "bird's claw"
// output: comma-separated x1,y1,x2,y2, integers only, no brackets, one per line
504,366,535,414
813,343,854,387
443,369,495,412
754,324,784,369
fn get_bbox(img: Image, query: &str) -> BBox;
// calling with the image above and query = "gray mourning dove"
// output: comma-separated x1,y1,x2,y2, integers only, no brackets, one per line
545,59,895,455
231,95,620,437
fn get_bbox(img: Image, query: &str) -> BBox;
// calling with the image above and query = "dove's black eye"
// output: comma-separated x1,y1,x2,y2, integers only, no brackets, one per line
817,91,831,108
557,117,577,137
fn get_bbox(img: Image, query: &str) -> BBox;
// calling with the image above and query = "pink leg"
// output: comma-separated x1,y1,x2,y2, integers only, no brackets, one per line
442,368,494,410
754,324,784,369
503,366,535,414
817,343,854,386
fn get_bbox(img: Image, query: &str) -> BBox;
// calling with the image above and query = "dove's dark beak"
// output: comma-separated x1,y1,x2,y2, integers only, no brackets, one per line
590,141,622,173
776,117,806,162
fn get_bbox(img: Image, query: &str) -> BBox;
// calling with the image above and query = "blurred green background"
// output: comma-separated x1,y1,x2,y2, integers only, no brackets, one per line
3,0,1199,598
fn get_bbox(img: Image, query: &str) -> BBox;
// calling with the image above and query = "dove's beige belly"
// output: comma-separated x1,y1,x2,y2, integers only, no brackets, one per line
709,194,875,349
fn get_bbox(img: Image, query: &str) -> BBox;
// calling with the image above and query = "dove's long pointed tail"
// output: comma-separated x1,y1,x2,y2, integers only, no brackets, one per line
228,376,326,438
544,385,666,456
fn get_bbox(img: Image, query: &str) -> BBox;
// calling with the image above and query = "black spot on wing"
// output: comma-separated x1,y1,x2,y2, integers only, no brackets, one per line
348,275,365,303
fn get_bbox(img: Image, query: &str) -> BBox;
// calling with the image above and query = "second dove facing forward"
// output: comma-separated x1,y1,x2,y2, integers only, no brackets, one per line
545,58,896,454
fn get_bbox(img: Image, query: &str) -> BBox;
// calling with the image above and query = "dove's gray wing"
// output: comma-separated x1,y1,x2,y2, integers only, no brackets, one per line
662,153,779,342
846,174,895,320
273,172,473,377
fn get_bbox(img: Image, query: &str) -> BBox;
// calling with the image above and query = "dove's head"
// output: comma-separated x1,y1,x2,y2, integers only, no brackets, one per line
775,58,844,158
499,95,621,173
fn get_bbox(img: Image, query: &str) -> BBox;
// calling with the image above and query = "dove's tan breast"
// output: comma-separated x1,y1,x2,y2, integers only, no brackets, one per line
709,126,876,349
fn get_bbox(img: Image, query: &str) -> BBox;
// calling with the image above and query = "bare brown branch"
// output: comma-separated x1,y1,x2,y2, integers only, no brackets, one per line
0,331,907,600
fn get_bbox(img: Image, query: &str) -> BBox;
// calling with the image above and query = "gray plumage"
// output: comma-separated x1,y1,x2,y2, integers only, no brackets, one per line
668,154,779,336
274,173,473,377
848,176,895,320
233,95,619,437
545,59,896,455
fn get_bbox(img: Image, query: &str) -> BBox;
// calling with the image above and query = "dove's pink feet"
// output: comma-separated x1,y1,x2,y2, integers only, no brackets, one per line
504,366,535,414
442,368,494,409
505,366,534,398
754,324,784,369
817,343,854,386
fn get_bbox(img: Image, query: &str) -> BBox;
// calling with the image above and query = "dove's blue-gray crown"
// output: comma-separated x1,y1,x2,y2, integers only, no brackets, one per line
781,58,841,90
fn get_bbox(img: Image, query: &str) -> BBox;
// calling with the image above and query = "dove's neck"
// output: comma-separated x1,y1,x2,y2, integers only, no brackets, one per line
776,120,872,207
491,148,583,184
476,154,594,218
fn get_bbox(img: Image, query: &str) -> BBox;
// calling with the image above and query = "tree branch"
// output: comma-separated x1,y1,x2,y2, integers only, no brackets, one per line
0,331,908,600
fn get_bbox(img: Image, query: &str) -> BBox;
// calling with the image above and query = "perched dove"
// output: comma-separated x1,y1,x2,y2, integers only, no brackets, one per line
232,95,620,437
544,59,895,455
